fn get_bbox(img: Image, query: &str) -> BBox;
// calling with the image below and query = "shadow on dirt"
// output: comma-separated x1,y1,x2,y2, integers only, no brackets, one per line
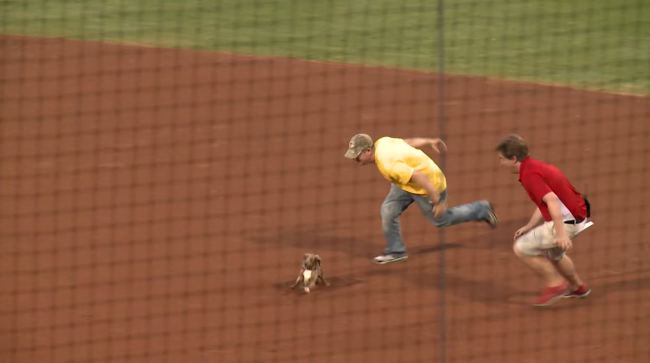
272,275,366,296
259,218,544,304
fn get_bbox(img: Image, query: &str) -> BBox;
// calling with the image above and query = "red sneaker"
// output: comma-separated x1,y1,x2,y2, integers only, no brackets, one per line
533,283,569,307
564,284,591,299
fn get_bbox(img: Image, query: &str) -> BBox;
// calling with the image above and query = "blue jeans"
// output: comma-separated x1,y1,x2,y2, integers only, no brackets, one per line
380,184,491,255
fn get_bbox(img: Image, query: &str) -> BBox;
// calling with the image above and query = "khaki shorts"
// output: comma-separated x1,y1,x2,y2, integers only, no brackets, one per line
514,220,593,261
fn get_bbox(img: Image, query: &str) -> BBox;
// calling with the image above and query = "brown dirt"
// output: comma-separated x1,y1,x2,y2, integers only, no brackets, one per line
1,35,649,363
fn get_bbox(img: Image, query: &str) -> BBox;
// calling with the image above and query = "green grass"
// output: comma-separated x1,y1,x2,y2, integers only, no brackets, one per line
2,0,649,94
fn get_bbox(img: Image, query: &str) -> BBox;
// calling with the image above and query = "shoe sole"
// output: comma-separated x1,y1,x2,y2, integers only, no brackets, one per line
533,286,570,307
532,293,566,307
563,289,591,299
485,202,498,229
373,256,408,265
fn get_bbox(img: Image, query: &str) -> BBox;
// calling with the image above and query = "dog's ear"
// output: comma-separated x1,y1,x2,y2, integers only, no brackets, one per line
300,254,309,269
314,255,321,265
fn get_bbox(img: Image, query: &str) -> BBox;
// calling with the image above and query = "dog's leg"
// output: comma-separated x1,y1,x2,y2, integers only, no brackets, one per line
317,273,330,287
290,274,302,289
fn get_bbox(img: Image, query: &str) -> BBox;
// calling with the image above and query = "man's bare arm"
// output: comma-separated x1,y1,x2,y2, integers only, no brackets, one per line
410,170,446,218
410,170,440,203
526,208,544,229
543,192,572,251
404,138,447,153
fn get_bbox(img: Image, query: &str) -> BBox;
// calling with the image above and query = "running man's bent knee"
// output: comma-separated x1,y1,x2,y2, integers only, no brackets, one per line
513,237,540,257
514,233,565,261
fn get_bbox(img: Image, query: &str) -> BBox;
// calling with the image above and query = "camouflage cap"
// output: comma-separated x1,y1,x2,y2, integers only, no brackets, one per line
344,133,373,159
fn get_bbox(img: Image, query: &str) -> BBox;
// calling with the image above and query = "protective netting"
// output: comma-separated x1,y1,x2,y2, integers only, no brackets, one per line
1,1,649,362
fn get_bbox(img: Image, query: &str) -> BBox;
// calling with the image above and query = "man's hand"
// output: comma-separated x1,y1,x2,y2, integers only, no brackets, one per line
555,235,573,251
429,138,447,154
432,201,447,218
514,209,544,240
513,225,532,240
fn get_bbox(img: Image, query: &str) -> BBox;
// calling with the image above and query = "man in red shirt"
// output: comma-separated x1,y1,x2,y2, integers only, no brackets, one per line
496,134,592,306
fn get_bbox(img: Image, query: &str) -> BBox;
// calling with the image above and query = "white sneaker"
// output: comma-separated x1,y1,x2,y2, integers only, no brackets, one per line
373,254,408,265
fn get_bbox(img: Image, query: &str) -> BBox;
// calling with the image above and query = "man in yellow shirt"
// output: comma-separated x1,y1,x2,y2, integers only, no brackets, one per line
345,133,498,264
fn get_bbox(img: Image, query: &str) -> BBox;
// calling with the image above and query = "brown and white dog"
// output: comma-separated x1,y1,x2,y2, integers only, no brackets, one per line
290,253,330,293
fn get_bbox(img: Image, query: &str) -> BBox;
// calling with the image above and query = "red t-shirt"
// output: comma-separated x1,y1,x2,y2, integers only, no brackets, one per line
519,157,587,222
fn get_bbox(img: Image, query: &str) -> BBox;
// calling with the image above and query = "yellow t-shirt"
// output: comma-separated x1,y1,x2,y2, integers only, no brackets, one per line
374,137,447,195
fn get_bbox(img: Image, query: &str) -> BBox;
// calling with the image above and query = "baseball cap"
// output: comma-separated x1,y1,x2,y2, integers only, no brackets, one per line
344,133,373,159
